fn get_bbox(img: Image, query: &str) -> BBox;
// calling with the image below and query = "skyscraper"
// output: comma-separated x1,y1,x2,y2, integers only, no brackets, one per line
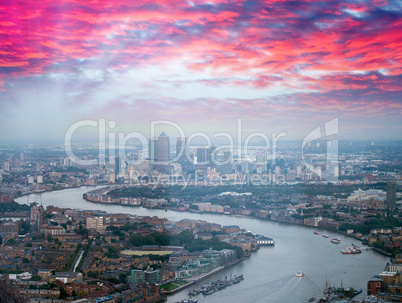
207,146,217,167
218,151,232,175
387,181,397,209
176,137,193,172
149,138,158,163
256,150,267,173
197,146,217,166
115,155,121,177
157,132,170,163
197,147,208,165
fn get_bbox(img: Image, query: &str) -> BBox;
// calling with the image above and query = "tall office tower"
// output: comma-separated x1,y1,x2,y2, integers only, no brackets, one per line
197,146,217,166
387,181,397,209
157,132,170,163
218,151,232,174
256,150,267,173
176,137,193,172
207,146,217,167
176,137,186,158
4,161,10,172
149,138,158,163
115,155,121,177
197,147,208,164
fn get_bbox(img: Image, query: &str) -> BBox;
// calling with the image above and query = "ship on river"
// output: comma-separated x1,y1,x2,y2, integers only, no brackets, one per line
188,274,244,297
341,243,362,254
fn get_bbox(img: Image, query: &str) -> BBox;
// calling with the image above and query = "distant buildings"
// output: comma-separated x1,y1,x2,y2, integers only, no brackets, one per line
387,182,397,209
157,132,170,163
196,146,216,167
176,137,193,172
129,267,161,285
148,138,158,163
49,272,83,284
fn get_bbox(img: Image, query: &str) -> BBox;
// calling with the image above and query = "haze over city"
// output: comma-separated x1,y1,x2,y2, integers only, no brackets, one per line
0,0,401,141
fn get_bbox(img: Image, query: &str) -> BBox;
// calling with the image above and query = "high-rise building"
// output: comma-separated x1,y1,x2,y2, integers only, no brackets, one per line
387,182,397,208
196,146,217,166
115,155,121,177
208,146,217,166
176,137,193,172
218,151,232,175
197,147,208,165
4,161,10,172
130,269,145,285
256,151,267,173
86,216,104,233
157,132,170,163
149,138,158,163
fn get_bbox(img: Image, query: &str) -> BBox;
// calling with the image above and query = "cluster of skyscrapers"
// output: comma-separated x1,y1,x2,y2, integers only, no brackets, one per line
147,133,234,175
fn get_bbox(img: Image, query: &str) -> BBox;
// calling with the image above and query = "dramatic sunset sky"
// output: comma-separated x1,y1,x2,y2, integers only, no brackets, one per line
0,0,401,142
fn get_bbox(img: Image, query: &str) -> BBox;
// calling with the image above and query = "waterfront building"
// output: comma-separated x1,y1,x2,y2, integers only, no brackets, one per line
367,276,384,295
256,236,275,246
222,225,241,234
130,268,161,285
130,269,145,285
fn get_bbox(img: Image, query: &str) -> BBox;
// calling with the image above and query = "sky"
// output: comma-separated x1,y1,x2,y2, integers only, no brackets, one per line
0,0,401,143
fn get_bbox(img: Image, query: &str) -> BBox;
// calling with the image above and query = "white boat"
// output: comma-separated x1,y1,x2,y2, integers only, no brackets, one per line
295,271,303,277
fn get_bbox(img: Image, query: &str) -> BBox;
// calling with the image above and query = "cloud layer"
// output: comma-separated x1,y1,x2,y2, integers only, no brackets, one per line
0,0,401,140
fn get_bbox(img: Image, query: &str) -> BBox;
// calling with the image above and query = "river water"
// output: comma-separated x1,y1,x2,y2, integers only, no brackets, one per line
16,187,389,303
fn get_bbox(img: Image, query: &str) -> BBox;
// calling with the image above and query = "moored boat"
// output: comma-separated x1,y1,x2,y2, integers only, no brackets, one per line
341,243,362,254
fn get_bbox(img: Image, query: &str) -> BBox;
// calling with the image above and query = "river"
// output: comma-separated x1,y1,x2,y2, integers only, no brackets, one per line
16,187,389,303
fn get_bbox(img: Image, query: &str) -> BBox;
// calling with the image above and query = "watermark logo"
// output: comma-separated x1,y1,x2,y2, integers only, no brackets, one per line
64,117,339,186
301,118,339,182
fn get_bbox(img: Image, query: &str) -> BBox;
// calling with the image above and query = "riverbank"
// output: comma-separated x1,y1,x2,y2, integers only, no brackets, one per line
16,184,102,200
82,193,393,258
161,258,245,295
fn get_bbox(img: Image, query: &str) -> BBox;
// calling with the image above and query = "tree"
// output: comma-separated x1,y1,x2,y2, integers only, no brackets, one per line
234,247,244,259
59,286,68,299
189,204,199,210
119,272,127,284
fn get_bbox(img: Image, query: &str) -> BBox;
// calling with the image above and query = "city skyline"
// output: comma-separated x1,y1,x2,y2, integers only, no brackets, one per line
0,0,401,142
